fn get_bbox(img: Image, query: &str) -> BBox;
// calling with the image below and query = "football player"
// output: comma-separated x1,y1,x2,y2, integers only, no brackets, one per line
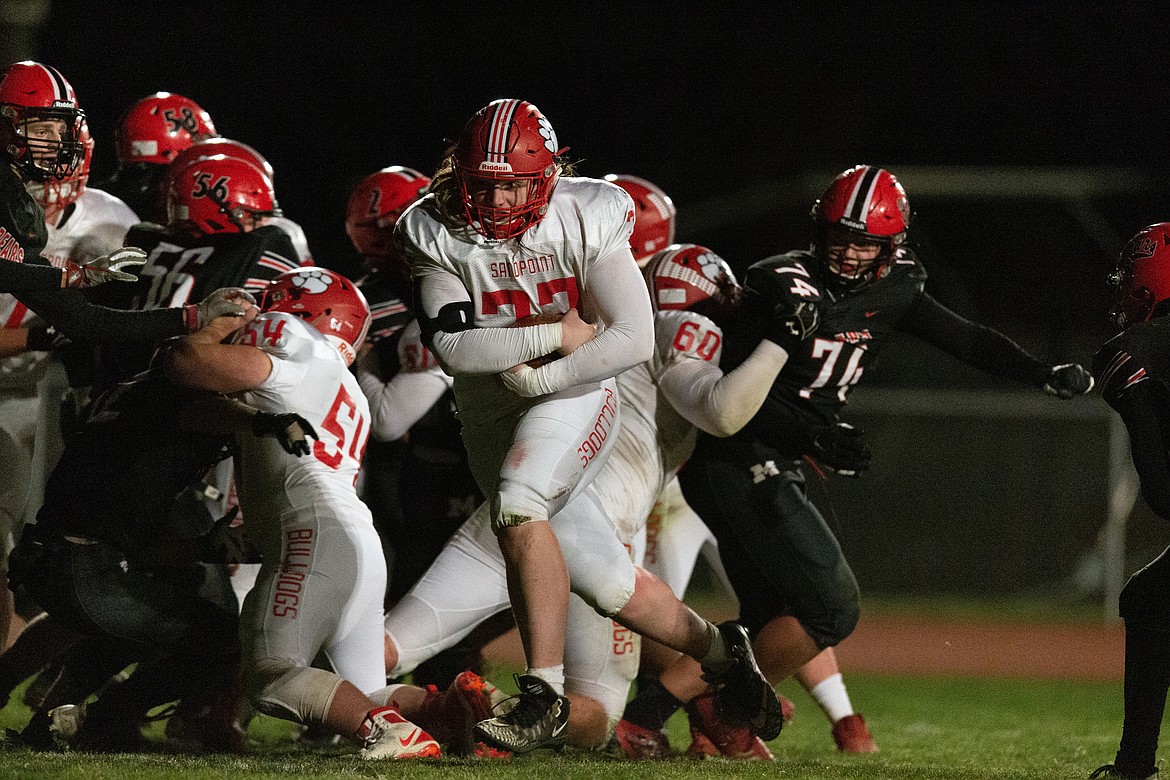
607,172,878,754
383,243,804,752
398,99,782,754
167,137,313,264
1090,223,1170,780
623,165,1093,751
99,91,217,223
163,268,439,760
4,291,307,751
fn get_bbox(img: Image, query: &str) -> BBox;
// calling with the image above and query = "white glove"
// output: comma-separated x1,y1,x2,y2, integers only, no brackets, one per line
61,247,148,288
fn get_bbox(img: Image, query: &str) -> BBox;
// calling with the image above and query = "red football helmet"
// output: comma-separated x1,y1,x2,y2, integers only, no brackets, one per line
812,165,910,288
454,98,565,240
605,174,676,264
0,61,85,183
643,243,741,324
261,268,371,365
169,136,273,183
1110,223,1170,329
345,166,430,262
115,92,217,167
166,154,280,235
29,120,92,225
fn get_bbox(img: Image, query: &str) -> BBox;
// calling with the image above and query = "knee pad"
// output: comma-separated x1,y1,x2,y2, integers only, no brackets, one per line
793,576,861,649
245,658,343,725
552,491,635,617
490,488,547,533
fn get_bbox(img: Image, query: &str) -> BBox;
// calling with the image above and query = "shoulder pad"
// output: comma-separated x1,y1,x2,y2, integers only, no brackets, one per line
745,253,823,303
654,309,724,366
1094,334,1150,405
236,311,321,362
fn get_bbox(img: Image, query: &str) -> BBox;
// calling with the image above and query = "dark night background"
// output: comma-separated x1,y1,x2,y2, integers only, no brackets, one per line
7,2,1170,593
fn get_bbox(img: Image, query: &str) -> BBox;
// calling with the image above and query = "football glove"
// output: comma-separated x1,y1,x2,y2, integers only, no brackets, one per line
185,287,257,331
764,298,820,351
199,507,253,564
252,410,318,456
1043,363,1094,399
810,422,871,477
24,323,70,352
61,247,147,288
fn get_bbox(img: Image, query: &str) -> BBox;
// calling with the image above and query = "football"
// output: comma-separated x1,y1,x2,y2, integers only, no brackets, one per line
509,310,564,368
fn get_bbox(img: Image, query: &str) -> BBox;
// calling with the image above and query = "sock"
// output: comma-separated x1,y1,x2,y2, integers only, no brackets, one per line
621,676,683,732
1115,622,1170,777
368,682,411,709
697,622,731,672
525,665,565,695
808,673,855,723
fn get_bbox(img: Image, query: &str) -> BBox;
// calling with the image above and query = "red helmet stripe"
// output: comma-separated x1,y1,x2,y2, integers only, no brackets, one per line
844,165,881,225
486,99,520,163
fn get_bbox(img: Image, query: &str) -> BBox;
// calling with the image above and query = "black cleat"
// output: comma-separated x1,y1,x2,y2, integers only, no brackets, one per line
472,674,569,755
700,622,784,741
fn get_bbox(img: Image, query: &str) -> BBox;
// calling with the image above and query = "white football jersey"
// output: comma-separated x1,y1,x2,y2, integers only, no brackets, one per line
400,176,635,422
232,311,373,546
0,187,139,389
591,308,724,542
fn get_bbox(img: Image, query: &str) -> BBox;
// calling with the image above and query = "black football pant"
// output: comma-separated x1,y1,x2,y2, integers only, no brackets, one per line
678,437,860,648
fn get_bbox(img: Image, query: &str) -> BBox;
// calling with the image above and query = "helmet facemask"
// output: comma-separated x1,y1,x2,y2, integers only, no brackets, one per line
813,222,904,291
2,105,85,183
455,164,558,240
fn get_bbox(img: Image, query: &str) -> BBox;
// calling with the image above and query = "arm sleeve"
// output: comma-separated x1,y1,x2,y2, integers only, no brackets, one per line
356,361,451,442
899,292,1050,386
419,271,562,373
1110,379,1170,520
16,288,187,343
0,260,63,292
658,339,789,437
513,247,654,396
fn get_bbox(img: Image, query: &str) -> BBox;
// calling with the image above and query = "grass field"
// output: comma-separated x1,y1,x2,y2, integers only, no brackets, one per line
0,668,1149,780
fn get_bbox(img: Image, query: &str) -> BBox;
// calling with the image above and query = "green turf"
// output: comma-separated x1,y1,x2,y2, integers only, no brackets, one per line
0,671,1153,780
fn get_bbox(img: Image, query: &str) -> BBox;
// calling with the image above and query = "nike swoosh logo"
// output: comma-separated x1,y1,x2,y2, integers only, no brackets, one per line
399,728,421,746
865,310,879,317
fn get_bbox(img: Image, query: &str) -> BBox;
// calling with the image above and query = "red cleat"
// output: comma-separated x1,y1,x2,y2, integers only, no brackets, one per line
685,691,774,761
832,713,879,753
613,717,672,759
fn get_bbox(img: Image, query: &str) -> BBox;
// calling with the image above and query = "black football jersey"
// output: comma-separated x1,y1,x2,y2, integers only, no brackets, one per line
723,249,926,439
1095,319,1170,517
0,162,58,291
93,223,302,388
37,370,230,550
1095,319,1170,407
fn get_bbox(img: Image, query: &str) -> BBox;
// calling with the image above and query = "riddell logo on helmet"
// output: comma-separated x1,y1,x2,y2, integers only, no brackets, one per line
478,162,513,173
840,217,867,231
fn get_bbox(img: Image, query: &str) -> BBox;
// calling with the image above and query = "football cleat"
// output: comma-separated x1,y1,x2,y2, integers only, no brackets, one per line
358,706,441,760
472,674,569,755
699,621,785,740
1089,764,1159,779
685,690,774,761
832,712,879,753
613,717,672,760
417,670,508,757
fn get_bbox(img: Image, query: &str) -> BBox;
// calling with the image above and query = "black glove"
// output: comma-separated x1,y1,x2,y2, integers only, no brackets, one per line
199,507,252,564
810,422,871,477
25,323,70,352
1043,363,1094,399
764,298,819,352
252,411,318,456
